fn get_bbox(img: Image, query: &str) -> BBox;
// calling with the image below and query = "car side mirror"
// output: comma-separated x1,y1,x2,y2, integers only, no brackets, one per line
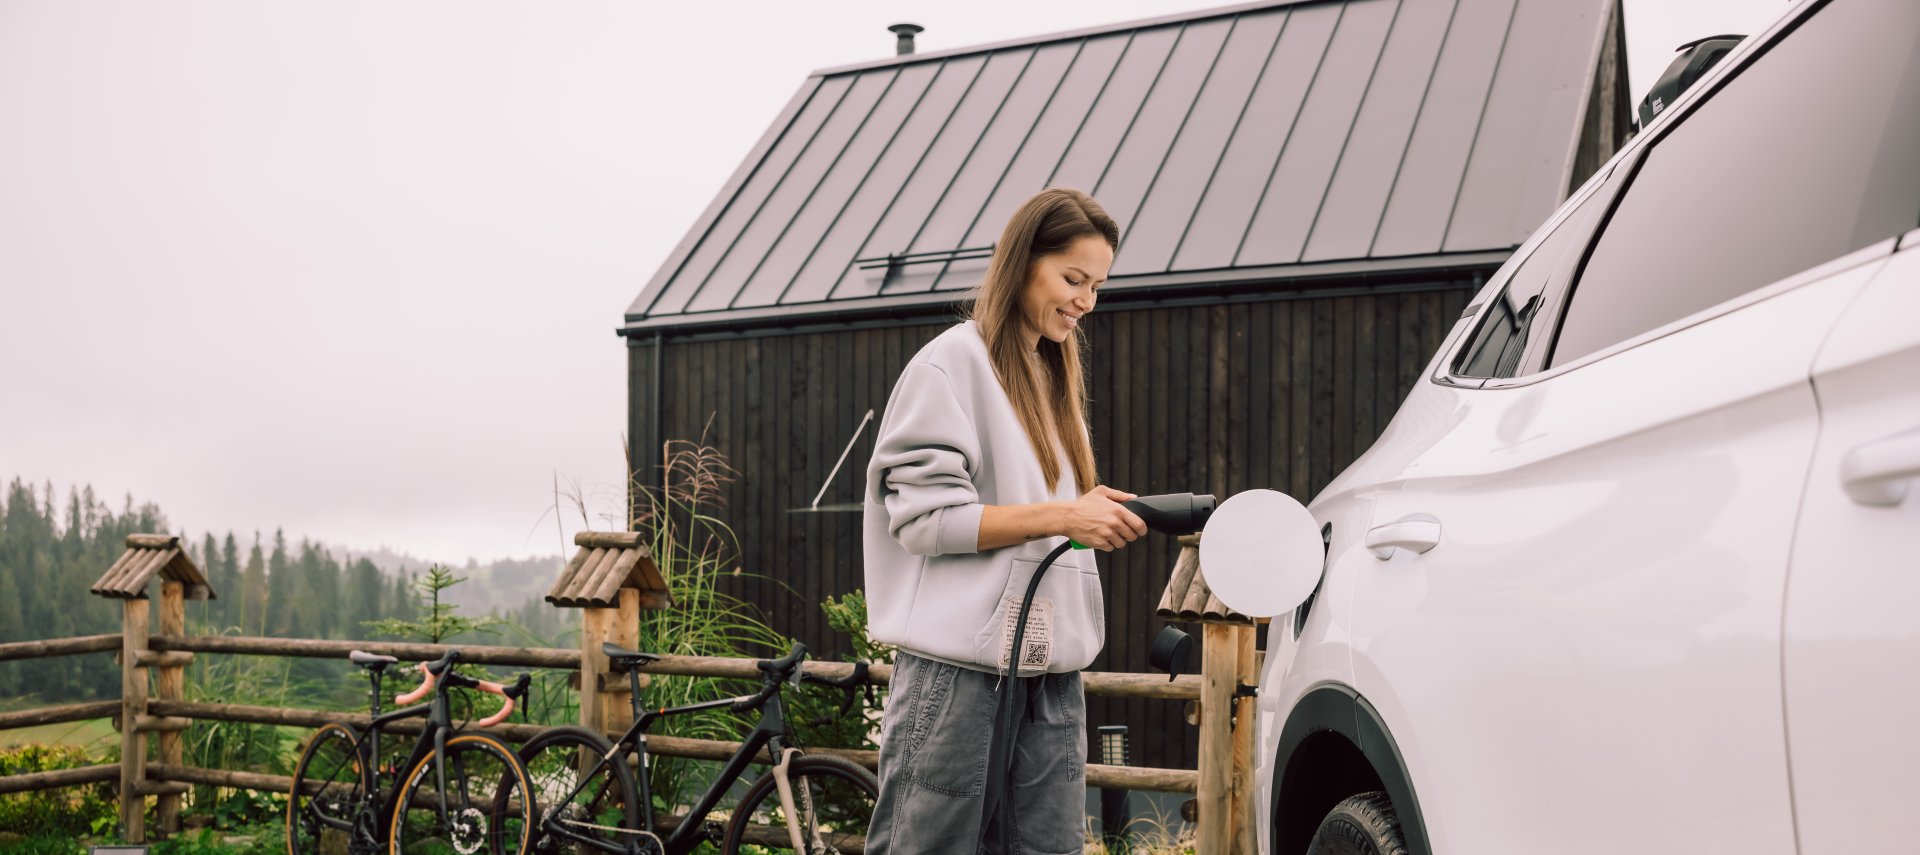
1199,489,1323,618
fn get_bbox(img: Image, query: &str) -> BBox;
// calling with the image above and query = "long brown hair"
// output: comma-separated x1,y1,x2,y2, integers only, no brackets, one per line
970,188,1118,493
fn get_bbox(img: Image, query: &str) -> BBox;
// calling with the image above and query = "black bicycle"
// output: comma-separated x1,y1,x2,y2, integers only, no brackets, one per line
286,648,537,855
511,641,878,854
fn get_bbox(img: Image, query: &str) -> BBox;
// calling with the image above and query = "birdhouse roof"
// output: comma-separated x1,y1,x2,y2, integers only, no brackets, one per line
545,531,671,609
1156,533,1255,625
91,534,216,601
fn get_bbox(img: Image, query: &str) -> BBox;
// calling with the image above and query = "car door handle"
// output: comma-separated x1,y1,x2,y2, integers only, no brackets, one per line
1366,514,1442,560
1842,428,1920,507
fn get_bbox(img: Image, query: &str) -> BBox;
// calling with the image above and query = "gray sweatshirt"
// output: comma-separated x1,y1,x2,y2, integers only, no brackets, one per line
863,321,1103,675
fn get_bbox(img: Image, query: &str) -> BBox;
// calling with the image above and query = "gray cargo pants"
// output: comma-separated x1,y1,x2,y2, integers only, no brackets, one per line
866,651,1087,855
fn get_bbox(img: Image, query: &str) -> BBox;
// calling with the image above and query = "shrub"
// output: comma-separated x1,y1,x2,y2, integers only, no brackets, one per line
0,743,115,838
787,590,891,753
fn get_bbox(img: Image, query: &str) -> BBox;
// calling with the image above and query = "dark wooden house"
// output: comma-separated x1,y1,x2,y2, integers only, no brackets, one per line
620,0,1630,769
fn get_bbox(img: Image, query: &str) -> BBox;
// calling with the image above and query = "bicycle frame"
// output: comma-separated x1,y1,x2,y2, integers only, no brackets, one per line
538,673,796,855
303,664,475,845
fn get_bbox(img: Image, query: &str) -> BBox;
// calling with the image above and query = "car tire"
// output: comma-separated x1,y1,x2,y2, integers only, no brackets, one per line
1307,791,1408,855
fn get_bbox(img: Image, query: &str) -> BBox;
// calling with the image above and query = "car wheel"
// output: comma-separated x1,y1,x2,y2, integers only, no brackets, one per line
1307,791,1408,855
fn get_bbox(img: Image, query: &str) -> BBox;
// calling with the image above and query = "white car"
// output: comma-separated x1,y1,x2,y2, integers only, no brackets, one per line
1237,1,1920,852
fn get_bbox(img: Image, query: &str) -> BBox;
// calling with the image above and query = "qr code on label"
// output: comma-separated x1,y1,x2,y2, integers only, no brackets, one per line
1022,641,1049,668
999,596,1053,675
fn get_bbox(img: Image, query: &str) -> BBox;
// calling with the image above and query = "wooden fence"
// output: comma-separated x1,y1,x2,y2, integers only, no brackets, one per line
0,577,1262,851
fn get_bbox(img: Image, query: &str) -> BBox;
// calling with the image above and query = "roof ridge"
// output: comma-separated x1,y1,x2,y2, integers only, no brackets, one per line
809,0,1320,78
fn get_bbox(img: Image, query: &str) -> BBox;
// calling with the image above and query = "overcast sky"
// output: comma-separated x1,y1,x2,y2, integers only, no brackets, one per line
0,0,1786,563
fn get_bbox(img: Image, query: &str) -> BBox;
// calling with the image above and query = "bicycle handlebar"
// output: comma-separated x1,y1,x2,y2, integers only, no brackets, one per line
728,643,810,714
466,676,519,728
425,649,459,676
801,661,871,720
389,651,526,727
757,642,808,677
395,663,437,705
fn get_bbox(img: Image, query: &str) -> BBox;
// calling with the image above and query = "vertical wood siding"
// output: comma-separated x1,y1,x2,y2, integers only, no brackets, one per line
628,283,1473,770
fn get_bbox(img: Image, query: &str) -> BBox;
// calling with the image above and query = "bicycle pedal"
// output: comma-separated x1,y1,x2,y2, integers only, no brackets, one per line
701,819,726,840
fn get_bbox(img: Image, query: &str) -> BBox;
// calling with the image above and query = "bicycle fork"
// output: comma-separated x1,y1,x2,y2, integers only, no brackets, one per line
770,747,817,854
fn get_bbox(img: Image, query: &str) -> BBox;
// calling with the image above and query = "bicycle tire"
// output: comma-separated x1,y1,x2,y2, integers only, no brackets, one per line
389,732,535,855
288,722,365,855
720,755,879,855
509,725,642,854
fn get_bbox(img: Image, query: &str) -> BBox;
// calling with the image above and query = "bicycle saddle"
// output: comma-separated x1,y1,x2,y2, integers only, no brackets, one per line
350,650,399,670
601,642,661,668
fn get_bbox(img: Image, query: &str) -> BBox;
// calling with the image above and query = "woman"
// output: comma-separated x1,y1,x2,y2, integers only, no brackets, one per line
862,188,1147,854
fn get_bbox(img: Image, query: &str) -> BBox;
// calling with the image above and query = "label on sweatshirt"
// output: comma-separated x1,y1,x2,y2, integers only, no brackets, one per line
998,596,1053,675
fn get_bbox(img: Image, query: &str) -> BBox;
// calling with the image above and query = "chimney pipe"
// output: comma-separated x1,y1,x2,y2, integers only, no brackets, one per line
889,23,923,56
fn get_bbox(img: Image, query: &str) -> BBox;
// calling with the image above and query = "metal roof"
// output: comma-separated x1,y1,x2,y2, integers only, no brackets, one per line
626,0,1618,332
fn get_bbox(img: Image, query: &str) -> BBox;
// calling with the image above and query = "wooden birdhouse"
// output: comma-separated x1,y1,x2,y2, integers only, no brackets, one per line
91,534,210,842
545,531,667,735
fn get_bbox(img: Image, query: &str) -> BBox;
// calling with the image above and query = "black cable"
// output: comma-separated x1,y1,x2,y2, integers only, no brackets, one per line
985,539,1074,852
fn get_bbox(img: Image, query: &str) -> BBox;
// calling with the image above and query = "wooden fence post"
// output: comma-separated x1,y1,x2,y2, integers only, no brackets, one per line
154,581,188,835
1158,533,1267,853
1231,626,1258,855
119,598,150,843
579,607,611,736
578,590,644,735
1197,622,1236,855
605,588,641,731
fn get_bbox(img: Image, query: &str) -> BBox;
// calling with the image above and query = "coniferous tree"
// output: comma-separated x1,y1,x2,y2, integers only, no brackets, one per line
288,540,339,639
80,485,98,535
392,572,415,618
64,490,84,547
347,558,383,635
216,533,239,629
240,534,267,636
264,528,292,635
198,532,220,628
0,569,23,687
318,548,344,637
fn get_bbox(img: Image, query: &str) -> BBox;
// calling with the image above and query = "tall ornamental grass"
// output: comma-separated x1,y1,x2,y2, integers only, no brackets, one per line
627,432,789,814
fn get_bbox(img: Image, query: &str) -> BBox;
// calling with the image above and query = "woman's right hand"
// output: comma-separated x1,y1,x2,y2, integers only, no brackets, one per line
1061,486,1148,551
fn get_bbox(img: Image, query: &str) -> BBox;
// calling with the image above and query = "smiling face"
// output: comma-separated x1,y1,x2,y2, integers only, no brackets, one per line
1021,234,1114,347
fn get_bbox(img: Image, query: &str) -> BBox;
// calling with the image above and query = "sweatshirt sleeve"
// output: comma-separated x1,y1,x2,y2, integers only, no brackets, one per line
867,362,985,556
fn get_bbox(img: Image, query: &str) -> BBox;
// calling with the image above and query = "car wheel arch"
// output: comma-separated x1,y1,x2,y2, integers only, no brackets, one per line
1272,683,1430,855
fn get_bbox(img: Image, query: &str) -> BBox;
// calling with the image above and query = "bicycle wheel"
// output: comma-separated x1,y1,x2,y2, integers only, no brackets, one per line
511,726,641,854
288,722,365,854
390,732,534,855
721,755,878,855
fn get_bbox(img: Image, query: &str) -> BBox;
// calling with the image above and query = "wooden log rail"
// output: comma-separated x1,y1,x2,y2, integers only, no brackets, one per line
146,634,1202,700
146,699,1195,793
0,700,119,732
0,764,119,796
0,633,119,662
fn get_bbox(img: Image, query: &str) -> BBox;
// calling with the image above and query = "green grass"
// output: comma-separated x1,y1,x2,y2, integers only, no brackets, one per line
0,718,114,749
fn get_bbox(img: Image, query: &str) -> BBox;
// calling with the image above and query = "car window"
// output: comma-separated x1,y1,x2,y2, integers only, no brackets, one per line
1548,0,1920,369
1451,166,1626,379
